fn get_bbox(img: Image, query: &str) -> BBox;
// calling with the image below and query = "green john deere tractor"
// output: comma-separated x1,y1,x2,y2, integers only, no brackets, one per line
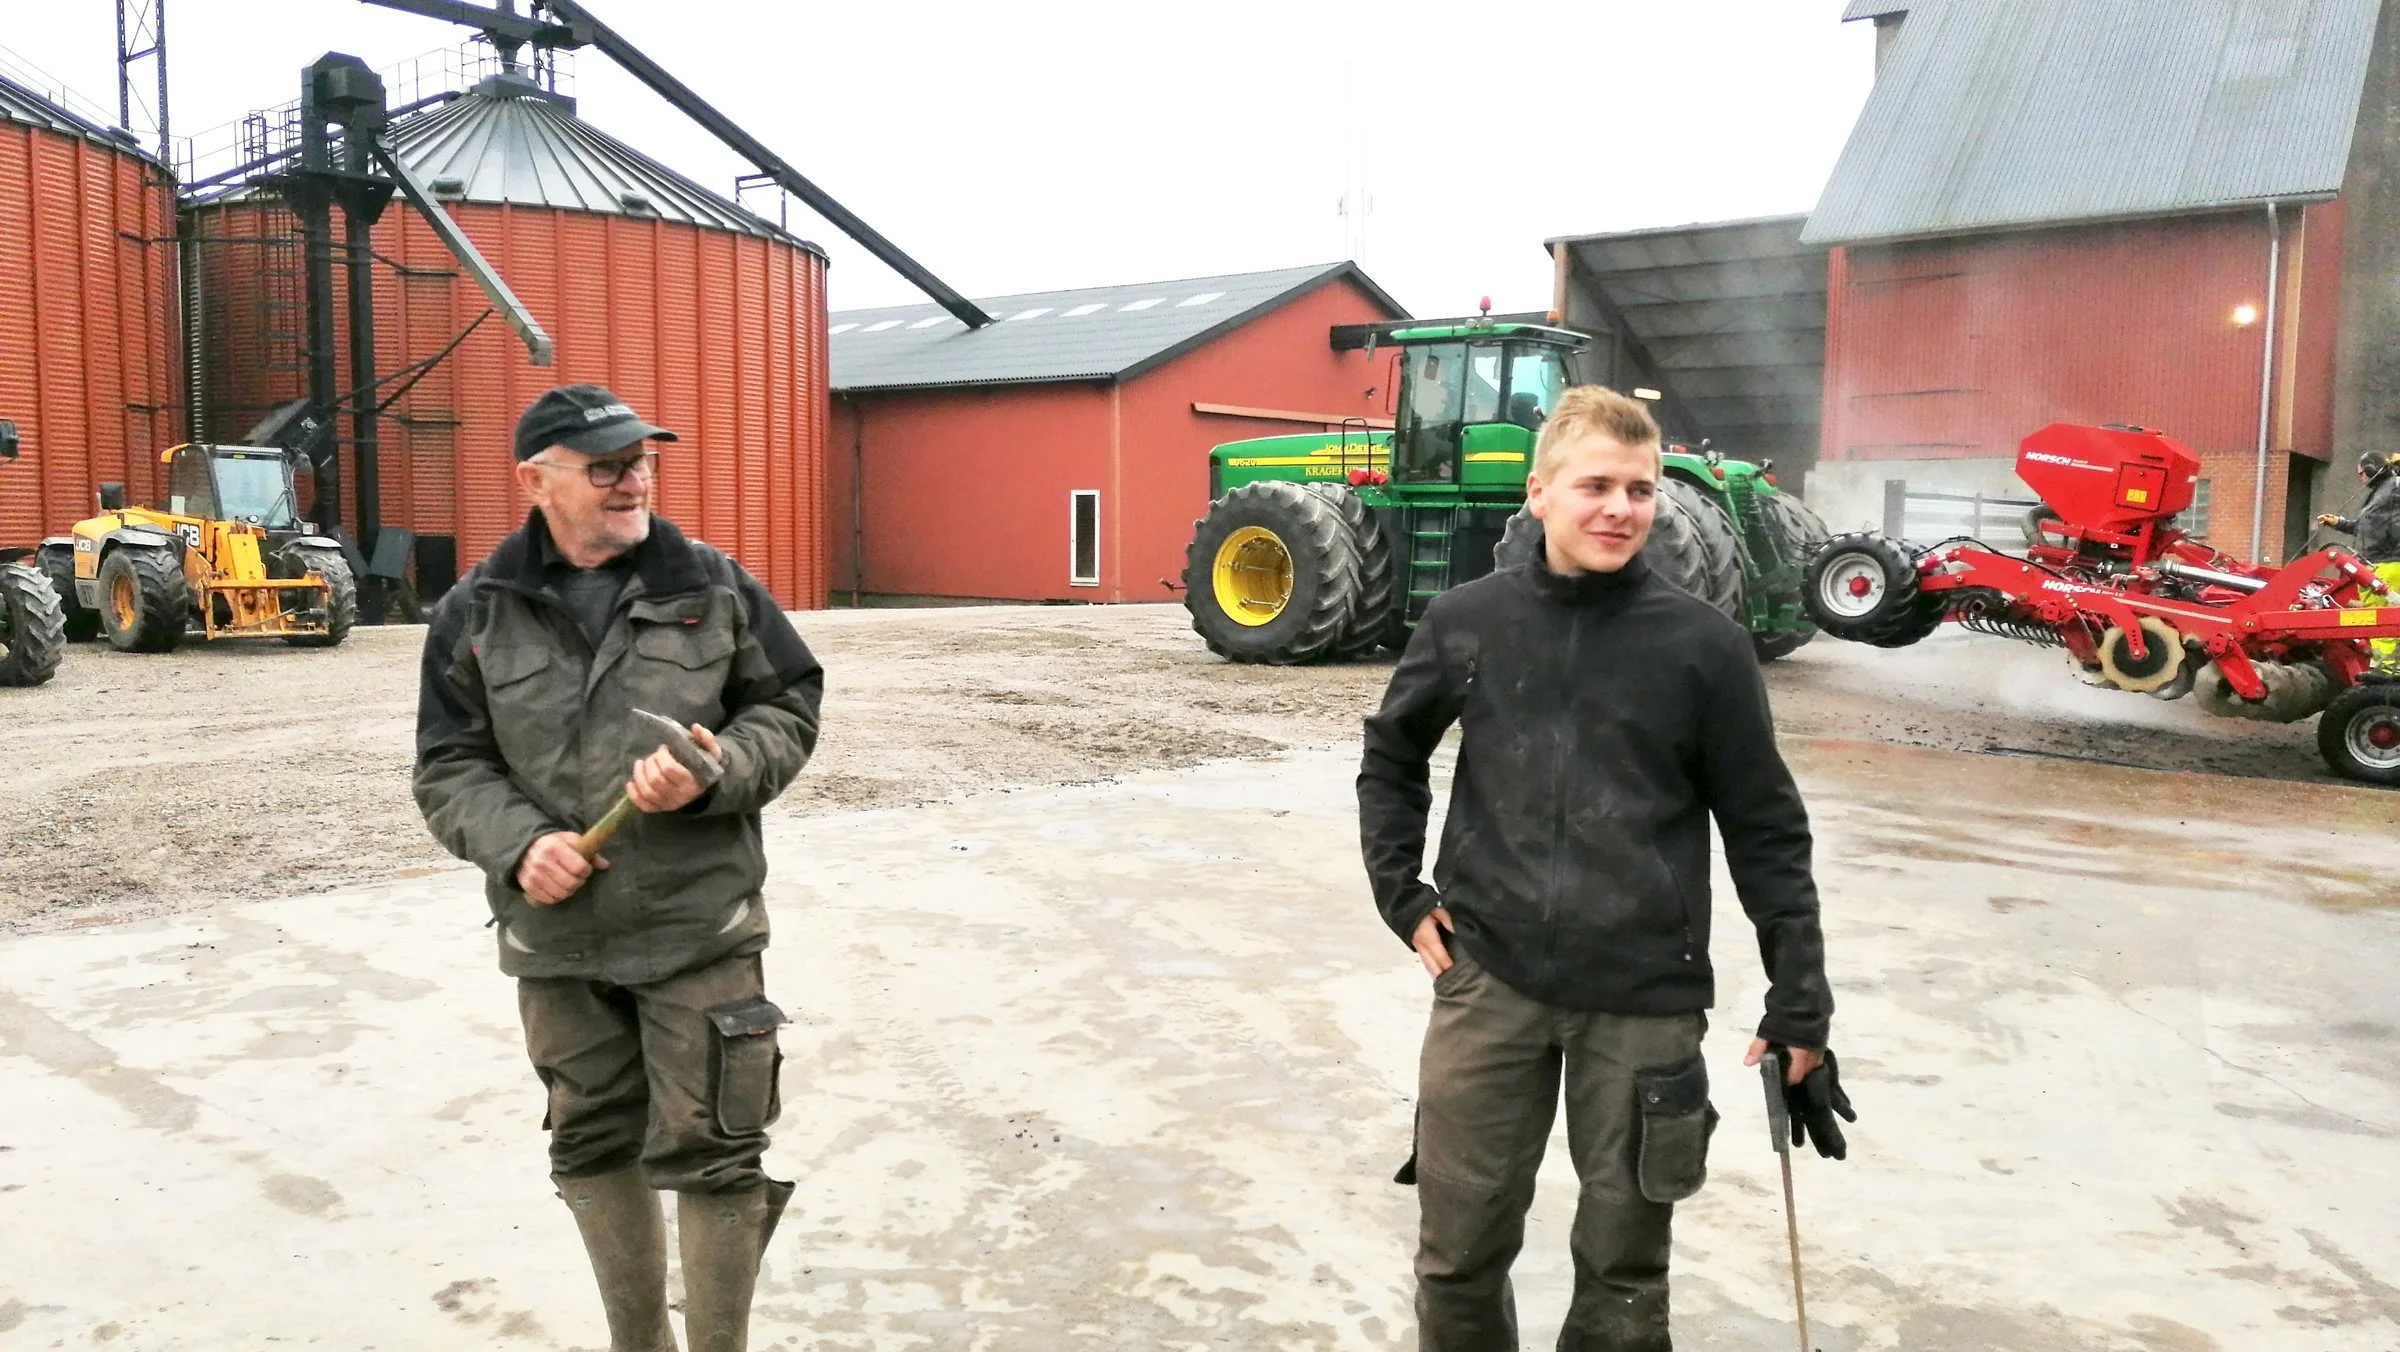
1181,319,1828,664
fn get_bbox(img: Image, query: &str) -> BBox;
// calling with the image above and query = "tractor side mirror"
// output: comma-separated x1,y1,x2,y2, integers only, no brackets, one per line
0,420,17,461
98,482,126,511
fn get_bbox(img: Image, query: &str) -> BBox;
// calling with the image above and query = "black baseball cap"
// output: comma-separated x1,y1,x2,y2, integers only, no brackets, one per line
513,383,680,461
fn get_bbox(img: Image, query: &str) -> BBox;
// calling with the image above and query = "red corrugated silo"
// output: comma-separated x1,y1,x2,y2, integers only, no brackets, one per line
0,74,179,547
186,70,829,608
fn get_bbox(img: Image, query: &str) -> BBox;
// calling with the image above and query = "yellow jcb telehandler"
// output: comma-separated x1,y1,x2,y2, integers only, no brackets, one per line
41,441,357,653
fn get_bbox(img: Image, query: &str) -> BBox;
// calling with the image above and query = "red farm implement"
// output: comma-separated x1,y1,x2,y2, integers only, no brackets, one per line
1802,422,2400,785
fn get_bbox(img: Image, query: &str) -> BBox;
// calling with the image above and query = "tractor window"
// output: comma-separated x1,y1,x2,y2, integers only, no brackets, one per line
1463,346,1505,424
215,453,299,527
1504,345,1572,431
1396,342,1467,480
167,446,217,519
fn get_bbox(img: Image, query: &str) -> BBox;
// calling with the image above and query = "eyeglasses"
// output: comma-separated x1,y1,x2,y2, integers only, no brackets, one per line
529,450,659,488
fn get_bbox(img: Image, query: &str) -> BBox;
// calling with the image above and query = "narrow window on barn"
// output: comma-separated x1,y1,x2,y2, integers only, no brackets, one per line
1070,491,1100,587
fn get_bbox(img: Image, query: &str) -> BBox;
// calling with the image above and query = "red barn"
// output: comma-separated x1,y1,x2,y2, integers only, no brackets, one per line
827,263,1405,603
1804,0,2398,565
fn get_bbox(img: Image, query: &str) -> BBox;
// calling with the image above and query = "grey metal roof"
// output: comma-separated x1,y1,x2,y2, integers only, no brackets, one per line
387,73,811,247
1547,214,1826,468
829,263,1405,393
0,72,158,163
1841,1,1910,18
1804,0,2383,245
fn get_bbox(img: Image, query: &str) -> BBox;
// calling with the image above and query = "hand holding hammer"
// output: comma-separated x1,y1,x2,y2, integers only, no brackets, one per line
515,709,725,905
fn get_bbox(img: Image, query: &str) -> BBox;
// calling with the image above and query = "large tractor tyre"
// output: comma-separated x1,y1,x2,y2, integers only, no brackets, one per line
1493,480,1745,623
1805,532,1939,646
2318,684,2400,786
280,545,357,648
1758,491,1831,571
1183,480,1362,665
96,547,190,653
37,543,99,641
0,560,66,687
1752,629,1814,663
1305,483,1402,658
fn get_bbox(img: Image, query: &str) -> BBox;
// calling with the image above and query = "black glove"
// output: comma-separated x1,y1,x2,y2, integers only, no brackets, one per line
1781,1047,1856,1161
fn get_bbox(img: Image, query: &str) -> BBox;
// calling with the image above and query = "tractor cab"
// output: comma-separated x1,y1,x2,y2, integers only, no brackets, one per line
1383,324,1581,488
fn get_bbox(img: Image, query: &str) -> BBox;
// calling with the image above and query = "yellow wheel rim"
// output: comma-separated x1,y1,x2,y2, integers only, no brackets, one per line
110,571,137,629
1212,526,1294,627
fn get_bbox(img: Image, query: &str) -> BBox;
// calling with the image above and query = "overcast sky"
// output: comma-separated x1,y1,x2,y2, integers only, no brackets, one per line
7,1,1874,318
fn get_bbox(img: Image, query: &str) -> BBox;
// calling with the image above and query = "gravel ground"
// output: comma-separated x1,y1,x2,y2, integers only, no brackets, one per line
0,605,2344,934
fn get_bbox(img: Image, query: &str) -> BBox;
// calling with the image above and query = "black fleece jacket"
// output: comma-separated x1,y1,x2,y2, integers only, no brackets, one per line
1357,554,1833,1049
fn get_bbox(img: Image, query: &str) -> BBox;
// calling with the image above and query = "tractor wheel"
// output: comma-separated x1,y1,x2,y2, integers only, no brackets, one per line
1753,629,1813,663
1492,480,1744,623
1183,480,1361,664
37,543,99,641
1758,490,1830,571
2317,684,2400,786
1306,483,1402,658
96,547,190,653
0,560,66,687
1806,532,1941,646
280,544,357,648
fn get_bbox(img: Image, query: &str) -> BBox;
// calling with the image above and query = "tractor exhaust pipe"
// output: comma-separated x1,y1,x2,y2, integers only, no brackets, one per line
2158,560,2268,594
2194,659,2334,723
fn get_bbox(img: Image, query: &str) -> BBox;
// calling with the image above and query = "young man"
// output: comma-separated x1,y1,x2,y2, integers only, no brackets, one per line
414,384,824,1352
1358,386,1843,1351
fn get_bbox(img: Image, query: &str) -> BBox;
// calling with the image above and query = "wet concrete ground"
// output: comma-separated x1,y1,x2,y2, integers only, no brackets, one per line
1,738,2396,1349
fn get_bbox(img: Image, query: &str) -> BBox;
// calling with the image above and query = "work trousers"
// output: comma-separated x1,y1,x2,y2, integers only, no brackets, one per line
1414,950,1709,1352
2371,562,2400,670
519,949,785,1193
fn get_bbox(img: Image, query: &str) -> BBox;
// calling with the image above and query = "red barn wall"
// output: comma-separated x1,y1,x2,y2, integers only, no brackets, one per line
1819,206,2344,557
831,275,1397,603
0,123,178,545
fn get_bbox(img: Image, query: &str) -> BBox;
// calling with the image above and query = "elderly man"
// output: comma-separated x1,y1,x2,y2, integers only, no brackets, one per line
414,383,823,1352
1360,386,1848,1351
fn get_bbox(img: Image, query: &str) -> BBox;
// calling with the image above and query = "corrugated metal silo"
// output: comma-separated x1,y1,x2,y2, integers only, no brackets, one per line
0,74,180,546
187,71,830,608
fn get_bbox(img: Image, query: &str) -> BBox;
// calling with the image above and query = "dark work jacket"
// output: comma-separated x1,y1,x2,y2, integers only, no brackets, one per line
2333,472,2400,563
413,512,824,985
1357,555,1833,1049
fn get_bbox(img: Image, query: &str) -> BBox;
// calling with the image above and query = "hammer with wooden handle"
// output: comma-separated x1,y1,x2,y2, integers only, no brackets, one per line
575,708,725,858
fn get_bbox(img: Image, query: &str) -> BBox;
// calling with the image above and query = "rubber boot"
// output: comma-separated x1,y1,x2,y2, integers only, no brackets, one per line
676,1179,796,1352
558,1167,679,1352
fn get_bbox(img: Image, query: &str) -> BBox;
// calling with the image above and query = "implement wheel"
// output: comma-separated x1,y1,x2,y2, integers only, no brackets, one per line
0,560,65,686
2096,615,2187,693
97,547,189,653
2318,685,2400,786
279,544,357,648
1805,532,1940,646
1183,480,1361,664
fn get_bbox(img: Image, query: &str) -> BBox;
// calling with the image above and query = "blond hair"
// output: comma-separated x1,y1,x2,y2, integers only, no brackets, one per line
1533,385,1662,478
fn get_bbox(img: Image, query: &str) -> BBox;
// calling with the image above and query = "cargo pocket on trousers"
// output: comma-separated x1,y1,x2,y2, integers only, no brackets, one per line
1633,1054,1719,1204
704,996,788,1135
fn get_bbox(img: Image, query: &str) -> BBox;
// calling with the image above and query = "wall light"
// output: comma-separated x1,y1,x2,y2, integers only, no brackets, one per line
1633,387,1662,401
2231,303,2260,327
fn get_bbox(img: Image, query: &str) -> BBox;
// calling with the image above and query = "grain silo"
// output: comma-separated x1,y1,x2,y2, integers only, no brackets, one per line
0,73,179,548
187,69,830,608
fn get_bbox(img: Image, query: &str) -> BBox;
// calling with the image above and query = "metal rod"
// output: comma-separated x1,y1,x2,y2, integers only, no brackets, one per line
2159,558,2270,593
2251,201,2282,563
1780,1151,1811,1352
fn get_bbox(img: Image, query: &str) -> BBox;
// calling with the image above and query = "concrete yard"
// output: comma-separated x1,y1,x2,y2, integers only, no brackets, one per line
3,608,2398,1348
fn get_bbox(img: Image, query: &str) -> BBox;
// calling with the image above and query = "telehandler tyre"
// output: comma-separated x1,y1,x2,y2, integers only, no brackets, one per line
0,560,66,686
96,547,190,653
37,543,98,641
280,544,358,648
1184,480,1362,664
